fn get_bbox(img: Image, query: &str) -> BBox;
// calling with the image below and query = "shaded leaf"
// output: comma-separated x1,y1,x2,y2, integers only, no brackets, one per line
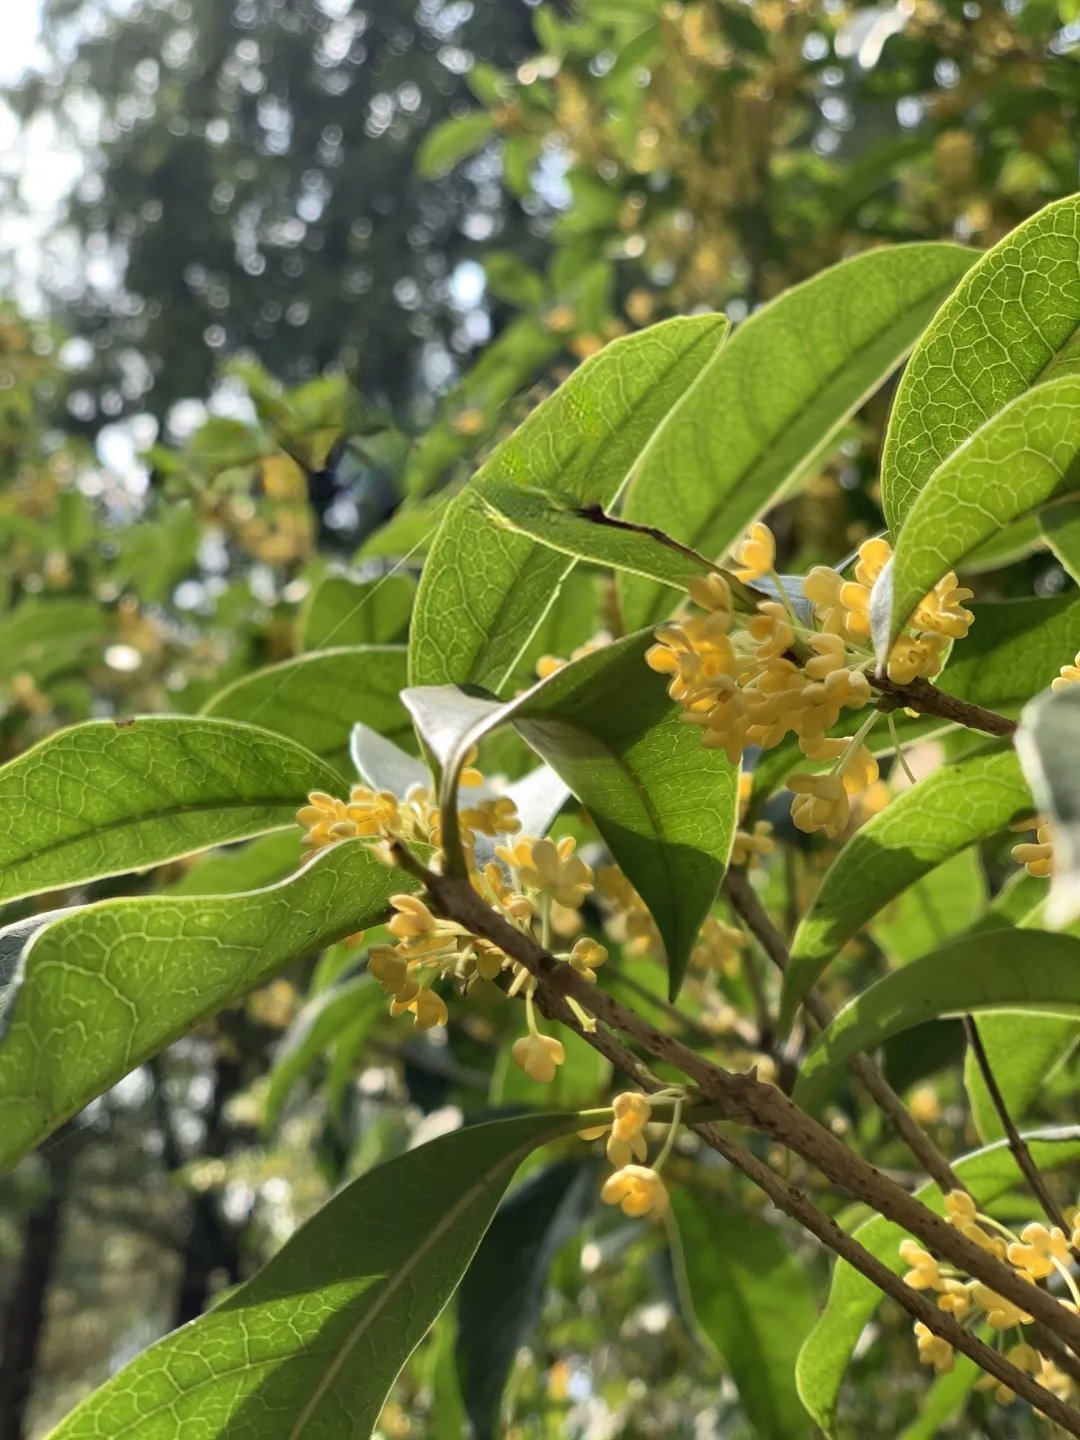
869,847,985,965
1041,498,1080,585
265,975,385,1131
409,315,727,694
457,1159,594,1440
967,1011,1077,1144
794,929,1080,1113
163,832,301,897
618,244,975,630
780,746,1031,1031
349,723,431,796
672,1189,816,1439
203,647,412,779
0,840,413,1167
50,1112,582,1440
0,717,343,908
417,110,496,177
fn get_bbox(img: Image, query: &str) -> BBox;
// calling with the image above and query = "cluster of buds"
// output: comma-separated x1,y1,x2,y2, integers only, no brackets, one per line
582,1090,684,1218
646,524,975,837
297,773,607,1082
900,1190,1080,1403
1009,648,1080,880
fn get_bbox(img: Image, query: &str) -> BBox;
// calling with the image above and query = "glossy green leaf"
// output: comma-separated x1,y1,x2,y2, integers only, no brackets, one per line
780,746,1031,1030
795,1128,1080,1435
1017,683,1080,926
163,832,301,897
0,840,411,1168
50,1111,582,1440
409,315,727,694
405,633,738,996
0,717,343,907
794,929,1080,1113
618,243,975,631
265,975,385,1131
879,375,1080,653
672,1189,816,1439
301,572,414,649
882,195,1080,532
457,1159,594,1440
203,646,412,778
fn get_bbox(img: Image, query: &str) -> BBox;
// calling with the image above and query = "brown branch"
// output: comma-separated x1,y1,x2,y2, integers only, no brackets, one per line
397,849,1080,1367
723,868,961,1194
963,1016,1073,1240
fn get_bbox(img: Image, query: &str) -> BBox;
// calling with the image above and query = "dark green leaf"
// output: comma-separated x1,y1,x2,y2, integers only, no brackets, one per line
794,929,1080,1112
265,975,385,1131
1041,498,1080,584
50,1112,583,1440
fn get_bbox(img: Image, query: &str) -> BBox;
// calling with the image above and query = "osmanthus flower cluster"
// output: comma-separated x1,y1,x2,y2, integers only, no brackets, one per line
297,769,604,1081
580,1089,685,1220
900,1190,1080,1405
645,523,976,837
1011,649,1080,879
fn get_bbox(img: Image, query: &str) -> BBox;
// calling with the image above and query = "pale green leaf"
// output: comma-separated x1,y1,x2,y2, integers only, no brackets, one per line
1041,498,1080,584
0,717,343,907
672,1190,816,1439
1016,683,1080,926
869,847,985,965
780,746,1031,1031
618,243,975,630
203,647,412,778
794,929,1080,1113
0,840,411,1167
879,375,1080,653
882,194,1080,532
896,1358,979,1440
409,315,728,694
163,832,301,897
301,573,414,649
417,111,496,177
967,1011,1077,1144
49,1112,582,1440
795,1129,1080,1435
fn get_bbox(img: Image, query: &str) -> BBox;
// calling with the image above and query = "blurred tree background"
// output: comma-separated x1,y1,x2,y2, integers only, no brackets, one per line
1,2,1079,1437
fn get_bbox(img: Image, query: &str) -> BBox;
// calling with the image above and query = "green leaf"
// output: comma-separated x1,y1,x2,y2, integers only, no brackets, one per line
780,745,1031,1031
456,1159,594,1440
409,315,728,694
1041,498,1080,584
264,975,384,1131
0,598,108,683
1016,682,1080,926
477,484,713,591
202,647,412,779
301,573,414,649
794,929,1080,1113
882,195,1080,532
49,1111,582,1440
672,1190,816,1439
967,1012,1077,1144
795,1128,1080,1436
163,832,301,897
878,375,1080,654
617,243,976,631
896,1357,980,1440
417,111,496,177
869,847,986,965
405,633,738,996
938,593,1080,713
0,717,343,908
0,840,410,1168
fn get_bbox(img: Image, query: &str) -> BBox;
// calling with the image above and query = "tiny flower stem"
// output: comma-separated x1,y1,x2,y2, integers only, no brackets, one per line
767,567,803,632
1052,1256,1080,1310
566,995,597,1033
831,709,881,778
653,1097,684,1173
524,979,539,1036
888,711,918,785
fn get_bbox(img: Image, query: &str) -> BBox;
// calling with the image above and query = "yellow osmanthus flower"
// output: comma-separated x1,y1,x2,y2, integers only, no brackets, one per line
568,936,608,983
1052,648,1080,691
496,835,594,909
512,1031,566,1082
601,1164,669,1218
913,1321,954,1375
976,1343,1042,1406
1007,1222,1071,1281
606,1091,652,1167
1012,818,1053,878
646,528,976,837
730,771,774,869
534,631,612,680
692,915,746,974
